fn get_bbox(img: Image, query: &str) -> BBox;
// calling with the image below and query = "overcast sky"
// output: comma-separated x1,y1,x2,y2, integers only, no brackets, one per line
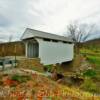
0,0,100,41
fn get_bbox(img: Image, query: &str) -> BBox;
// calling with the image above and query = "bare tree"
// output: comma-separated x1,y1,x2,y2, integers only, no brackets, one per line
8,35,17,67
67,23,94,42
67,23,94,53
8,35,13,42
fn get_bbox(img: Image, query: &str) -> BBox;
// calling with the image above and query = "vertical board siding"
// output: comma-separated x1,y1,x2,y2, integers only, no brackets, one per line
37,39,74,65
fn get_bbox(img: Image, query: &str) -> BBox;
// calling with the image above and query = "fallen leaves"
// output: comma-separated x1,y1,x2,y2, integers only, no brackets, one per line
0,69,100,100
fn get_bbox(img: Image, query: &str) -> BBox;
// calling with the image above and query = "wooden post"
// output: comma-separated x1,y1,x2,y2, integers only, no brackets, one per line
14,44,17,68
2,45,5,71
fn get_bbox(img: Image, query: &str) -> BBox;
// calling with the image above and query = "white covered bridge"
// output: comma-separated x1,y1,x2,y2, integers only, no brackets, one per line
21,28,74,65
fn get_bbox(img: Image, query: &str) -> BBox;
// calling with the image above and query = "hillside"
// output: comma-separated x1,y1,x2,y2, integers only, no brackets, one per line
0,68,99,100
82,38,100,48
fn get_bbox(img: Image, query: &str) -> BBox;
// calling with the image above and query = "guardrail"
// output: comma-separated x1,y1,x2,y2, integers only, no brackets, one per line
0,58,18,71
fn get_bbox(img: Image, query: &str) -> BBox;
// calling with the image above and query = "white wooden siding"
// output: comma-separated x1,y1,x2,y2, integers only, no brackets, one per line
36,38,74,65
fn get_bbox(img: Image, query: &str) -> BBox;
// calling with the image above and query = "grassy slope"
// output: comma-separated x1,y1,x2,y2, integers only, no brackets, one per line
80,48,100,70
1,69,99,100
80,39,100,94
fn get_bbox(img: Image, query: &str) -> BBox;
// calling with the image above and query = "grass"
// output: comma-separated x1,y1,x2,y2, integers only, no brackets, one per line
80,78,99,93
80,47,100,94
28,65,44,73
87,55,100,68
44,64,53,72
80,47,100,72
1,70,99,99
80,48,100,70
83,69,96,78
11,74,31,83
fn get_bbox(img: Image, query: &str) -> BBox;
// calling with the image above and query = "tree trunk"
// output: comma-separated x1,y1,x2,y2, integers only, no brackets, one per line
75,43,81,54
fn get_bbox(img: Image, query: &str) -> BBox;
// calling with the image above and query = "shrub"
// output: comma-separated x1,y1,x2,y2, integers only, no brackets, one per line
83,69,96,78
44,65,53,72
80,78,98,93
11,74,31,83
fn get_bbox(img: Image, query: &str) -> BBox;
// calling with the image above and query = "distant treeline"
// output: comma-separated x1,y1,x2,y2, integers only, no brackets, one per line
81,38,100,49
0,41,25,57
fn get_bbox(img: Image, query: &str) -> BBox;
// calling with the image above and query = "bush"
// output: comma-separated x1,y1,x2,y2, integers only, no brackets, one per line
83,69,96,78
44,65,53,72
11,74,31,83
80,78,98,93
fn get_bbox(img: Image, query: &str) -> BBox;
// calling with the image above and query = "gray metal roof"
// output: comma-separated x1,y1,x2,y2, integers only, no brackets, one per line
21,28,73,42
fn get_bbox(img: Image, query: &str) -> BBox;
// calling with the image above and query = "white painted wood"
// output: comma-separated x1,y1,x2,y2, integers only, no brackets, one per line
21,28,73,42
25,42,28,57
36,38,74,65
22,28,74,65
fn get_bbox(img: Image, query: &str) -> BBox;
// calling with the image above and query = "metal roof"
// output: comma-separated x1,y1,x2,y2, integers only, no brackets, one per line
21,28,73,42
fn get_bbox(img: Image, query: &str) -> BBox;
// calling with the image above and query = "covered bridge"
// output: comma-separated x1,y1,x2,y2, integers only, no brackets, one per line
21,28,74,65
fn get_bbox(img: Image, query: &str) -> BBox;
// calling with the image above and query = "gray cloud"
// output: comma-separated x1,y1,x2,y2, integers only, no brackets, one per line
0,14,11,27
0,0,100,42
